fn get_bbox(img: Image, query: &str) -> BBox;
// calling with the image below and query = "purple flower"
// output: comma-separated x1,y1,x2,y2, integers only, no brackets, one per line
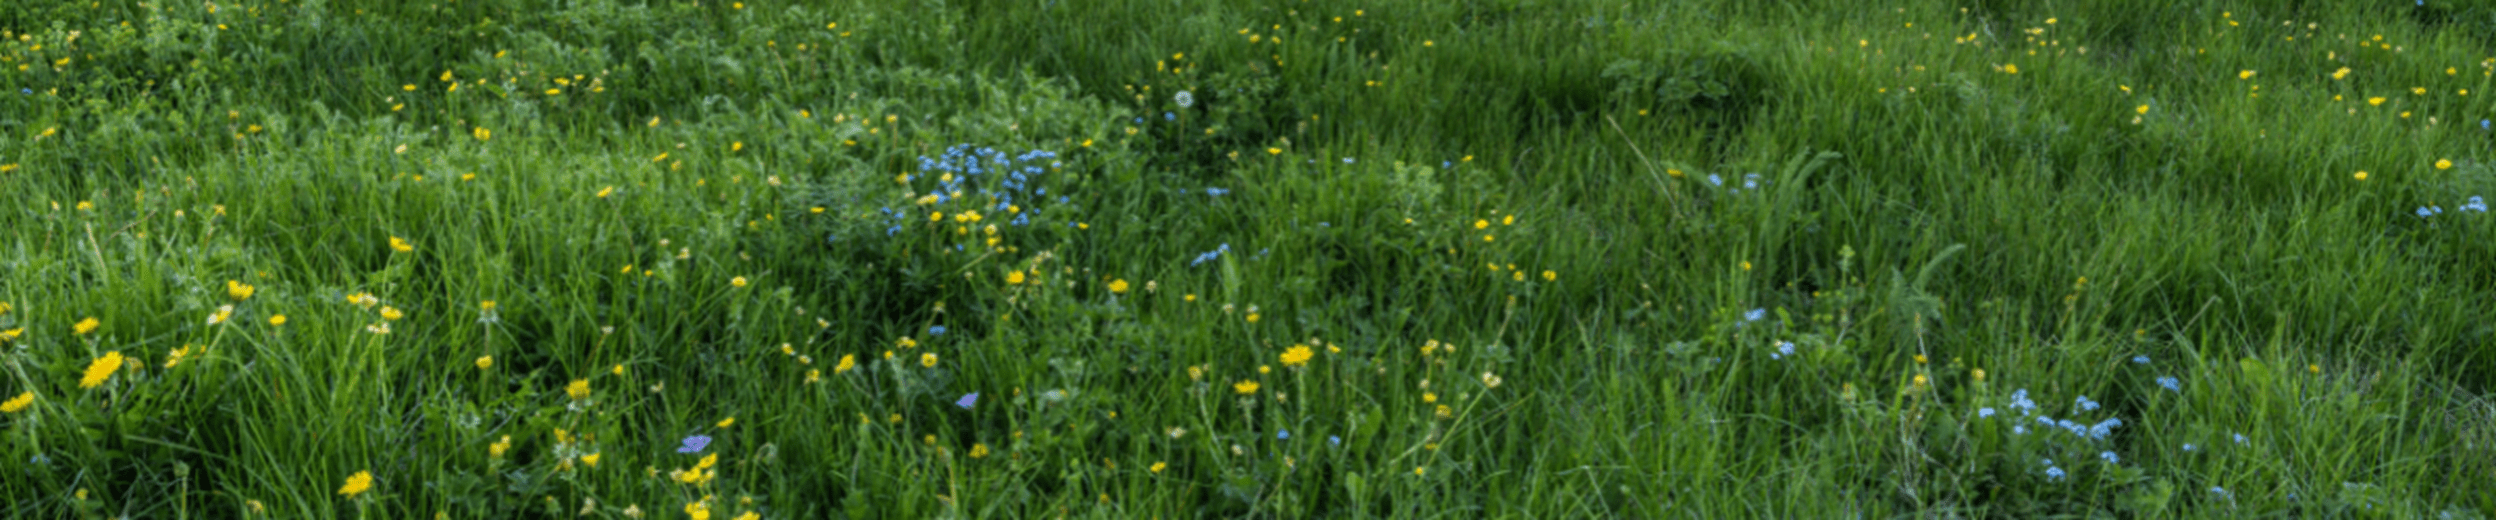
956,393,979,409
678,435,712,454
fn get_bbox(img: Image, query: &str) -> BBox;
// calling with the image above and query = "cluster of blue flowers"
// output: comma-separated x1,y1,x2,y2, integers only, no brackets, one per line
1706,172,1768,194
2418,196,2489,217
1190,243,1231,267
879,144,1066,236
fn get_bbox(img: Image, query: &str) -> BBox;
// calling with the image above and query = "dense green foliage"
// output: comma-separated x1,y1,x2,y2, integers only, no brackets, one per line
3,0,2493,517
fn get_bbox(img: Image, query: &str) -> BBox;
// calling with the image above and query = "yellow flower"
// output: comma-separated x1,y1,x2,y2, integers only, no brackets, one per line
1542,270,1557,281
697,453,719,469
731,276,749,288
731,512,756,520
969,443,990,459
379,306,404,321
1,391,32,413
74,317,100,335
338,470,374,497
2332,67,2350,80
1150,461,1167,473
1912,374,1930,387
1266,147,1282,155
1,328,21,342
581,453,602,468
476,356,494,370
1422,392,1438,403
921,353,939,368
2000,63,2018,74
1005,271,1026,285
566,379,591,400
1280,345,1314,366
2354,171,2369,181
79,351,124,388
1233,380,1260,394
1914,354,1929,364
2238,70,2255,80
390,236,415,253
2136,104,2149,115
164,345,191,368
597,186,616,198
2368,97,2386,106
207,306,233,325
717,416,736,428
227,280,256,301
472,127,491,141
2435,159,2453,170
268,315,287,326
1108,279,1130,294
835,354,857,374
489,435,511,458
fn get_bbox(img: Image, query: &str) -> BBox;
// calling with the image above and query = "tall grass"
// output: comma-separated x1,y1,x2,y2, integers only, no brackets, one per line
2,0,2491,517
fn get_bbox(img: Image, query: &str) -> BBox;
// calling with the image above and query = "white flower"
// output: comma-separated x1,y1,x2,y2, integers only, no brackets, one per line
1174,91,1195,108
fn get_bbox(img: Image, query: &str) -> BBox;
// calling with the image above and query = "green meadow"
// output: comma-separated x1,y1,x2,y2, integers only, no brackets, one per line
3,0,2493,517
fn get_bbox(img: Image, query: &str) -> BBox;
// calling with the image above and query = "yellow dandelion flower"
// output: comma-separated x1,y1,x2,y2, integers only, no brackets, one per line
227,280,256,301
2354,171,2369,181
717,416,736,428
2000,63,2019,74
1151,461,1167,473
597,186,616,198
731,276,749,288
1109,279,1130,294
581,453,602,467
472,127,491,141
74,317,100,335
268,314,287,326
338,470,374,497
969,443,990,459
379,306,404,321
2238,70,2255,80
2435,159,2453,170
566,379,591,400
2368,97,2386,106
2,391,33,413
390,236,415,253
1005,271,1026,285
1280,345,1314,366
835,354,857,374
165,345,191,368
489,436,511,458
1233,380,1260,395
1473,219,1489,229
1267,147,1283,155
1423,392,1438,403
476,356,494,370
1542,270,1557,281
